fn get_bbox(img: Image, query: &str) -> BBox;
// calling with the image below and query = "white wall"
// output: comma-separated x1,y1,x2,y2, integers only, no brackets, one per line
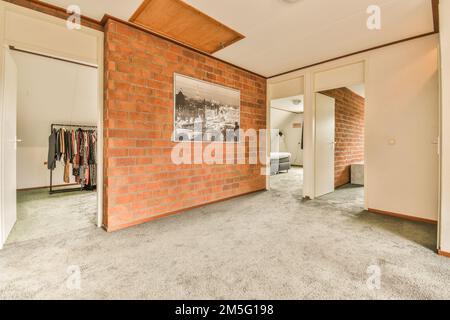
314,62,365,92
13,51,98,189
271,77,304,100
365,35,439,221
270,108,303,165
269,34,439,223
439,1,450,253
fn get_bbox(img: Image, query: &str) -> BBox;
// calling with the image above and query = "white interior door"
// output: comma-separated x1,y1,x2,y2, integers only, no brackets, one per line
1,49,18,247
315,93,335,197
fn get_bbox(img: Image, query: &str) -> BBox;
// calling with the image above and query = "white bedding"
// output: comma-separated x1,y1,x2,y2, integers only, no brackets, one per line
270,152,291,161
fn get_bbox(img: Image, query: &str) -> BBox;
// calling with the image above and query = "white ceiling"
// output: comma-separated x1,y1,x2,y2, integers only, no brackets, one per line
271,95,304,113
41,0,434,77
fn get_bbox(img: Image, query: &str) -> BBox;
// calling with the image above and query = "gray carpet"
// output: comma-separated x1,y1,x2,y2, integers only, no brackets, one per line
0,168,449,300
7,189,97,244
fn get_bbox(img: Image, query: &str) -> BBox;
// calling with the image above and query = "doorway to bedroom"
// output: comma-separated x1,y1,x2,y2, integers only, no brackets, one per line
269,95,304,196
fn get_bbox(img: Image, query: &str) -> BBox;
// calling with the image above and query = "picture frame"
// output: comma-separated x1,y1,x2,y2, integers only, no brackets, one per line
173,73,241,143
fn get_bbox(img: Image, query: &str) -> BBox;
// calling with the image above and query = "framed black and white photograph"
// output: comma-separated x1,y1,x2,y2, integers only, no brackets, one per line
173,74,241,142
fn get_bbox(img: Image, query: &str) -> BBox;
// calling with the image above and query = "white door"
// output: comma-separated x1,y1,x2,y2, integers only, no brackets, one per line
315,93,335,197
1,49,18,247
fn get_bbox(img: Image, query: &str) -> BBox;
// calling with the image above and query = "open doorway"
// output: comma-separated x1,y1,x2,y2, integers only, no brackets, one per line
269,95,304,196
3,48,99,245
314,84,365,207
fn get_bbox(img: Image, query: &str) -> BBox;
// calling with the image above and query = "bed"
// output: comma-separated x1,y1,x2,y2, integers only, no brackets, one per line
270,152,292,175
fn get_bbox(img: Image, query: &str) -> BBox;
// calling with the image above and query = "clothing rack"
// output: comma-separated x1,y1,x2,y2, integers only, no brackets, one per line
49,123,97,195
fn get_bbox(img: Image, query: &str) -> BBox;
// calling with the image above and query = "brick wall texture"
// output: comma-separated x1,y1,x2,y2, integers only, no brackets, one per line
104,20,267,231
321,88,365,188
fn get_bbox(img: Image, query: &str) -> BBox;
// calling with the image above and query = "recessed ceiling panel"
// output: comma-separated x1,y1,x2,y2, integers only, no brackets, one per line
130,0,245,54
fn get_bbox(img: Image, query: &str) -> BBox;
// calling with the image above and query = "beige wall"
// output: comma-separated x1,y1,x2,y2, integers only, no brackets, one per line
269,34,439,223
314,62,365,92
365,35,439,220
270,77,305,100
439,1,450,253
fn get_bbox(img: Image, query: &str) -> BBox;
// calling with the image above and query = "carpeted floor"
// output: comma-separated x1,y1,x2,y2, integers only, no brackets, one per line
0,168,449,300
7,189,97,244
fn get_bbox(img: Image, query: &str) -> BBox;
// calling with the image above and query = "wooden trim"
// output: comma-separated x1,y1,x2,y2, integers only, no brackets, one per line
129,0,150,21
9,45,98,68
104,188,267,232
438,250,450,258
368,208,438,224
432,0,440,33
101,15,266,80
2,0,103,31
269,32,437,79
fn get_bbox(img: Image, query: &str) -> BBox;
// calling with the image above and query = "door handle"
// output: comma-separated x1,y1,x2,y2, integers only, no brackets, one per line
8,137,22,150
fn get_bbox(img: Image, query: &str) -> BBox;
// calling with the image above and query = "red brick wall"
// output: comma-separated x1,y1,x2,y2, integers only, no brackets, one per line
321,88,365,188
104,20,267,231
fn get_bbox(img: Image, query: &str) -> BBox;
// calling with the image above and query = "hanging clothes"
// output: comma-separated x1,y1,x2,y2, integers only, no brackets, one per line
60,128,66,157
71,130,77,163
47,126,97,189
55,129,61,160
74,129,97,188
47,129,57,170
64,129,72,163
64,160,70,183
90,164,97,187
89,131,96,165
